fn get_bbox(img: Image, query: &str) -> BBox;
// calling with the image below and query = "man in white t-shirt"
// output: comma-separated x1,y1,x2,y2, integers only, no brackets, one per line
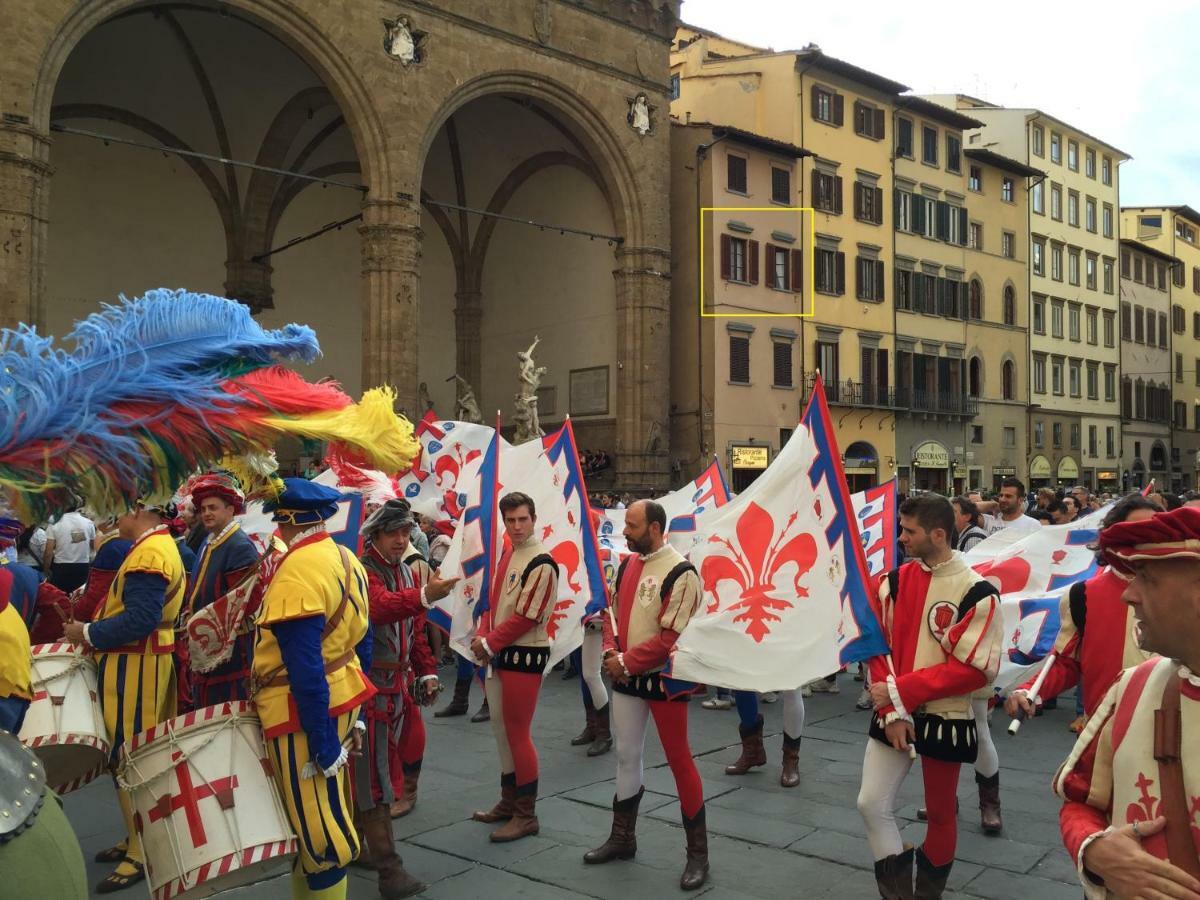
42,503,95,592
984,478,1041,537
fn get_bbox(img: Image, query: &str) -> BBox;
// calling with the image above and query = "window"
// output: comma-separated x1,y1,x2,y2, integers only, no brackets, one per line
1069,248,1080,286
968,279,983,319
946,134,961,173
1003,286,1016,326
1106,425,1115,457
1052,299,1064,338
1103,310,1115,347
922,125,938,165
968,165,982,192
1034,421,1045,448
968,222,982,249
1122,250,1132,279
1086,197,1097,232
1146,308,1155,346
1053,422,1063,447
812,85,843,125
771,168,791,204
1195,312,1200,339
921,196,937,239
1122,377,1133,419
812,170,844,214
1195,266,1200,295
1121,302,1132,341
1070,424,1080,450
1134,304,1144,342
855,257,885,301
1103,257,1114,293
1196,358,1200,388
720,234,757,284
1102,203,1113,238
815,340,839,384
1087,362,1099,400
1086,254,1097,290
1101,154,1112,185
1069,303,1081,341
815,248,845,295
670,73,680,100
945,203,967,245
854,101,884,140
1159,313,1168,348
1033,354,1046,393
1050,183,1062,220
727,154,747,193
1032,238,1045,275
896,117,914,158
894,189,911,232
854,182,884,225
1178,263,1188,288
765,244,801,291
1067,139,1079,171
1032,181,1045,214
1002,231,1015,258
1175,305,1186,334
968,357,982,397
1158,263,1167,291
1002,360,1015,401
1052,359,1064,394
971,425,984,444
1033,295,1046,334
1180,220,1198,244
1086,307,1098,344
1088,425,1097,457
729,334,750,384
1002,177,1014,203
1051,243,1063,281
1085,148,1096,178
773,341,793,387
1105,365,1116,403
1068,190,1079,227
1050,131,1062,164
1032,124,1044,157
1177,352,1185,383
1134,255,1143,283
895,268,913,311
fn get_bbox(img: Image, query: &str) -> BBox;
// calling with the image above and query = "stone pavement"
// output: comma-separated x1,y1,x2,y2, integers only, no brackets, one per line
64,671,1086,899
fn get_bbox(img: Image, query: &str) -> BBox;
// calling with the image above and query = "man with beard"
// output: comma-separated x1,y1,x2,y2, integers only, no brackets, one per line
984,478,1041,537
585,499,709,891
1053,505,1200,899
858,494,1002,899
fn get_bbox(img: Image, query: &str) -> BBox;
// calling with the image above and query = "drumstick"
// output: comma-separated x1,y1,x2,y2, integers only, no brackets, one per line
1008,652,1057,735
883,654,918,760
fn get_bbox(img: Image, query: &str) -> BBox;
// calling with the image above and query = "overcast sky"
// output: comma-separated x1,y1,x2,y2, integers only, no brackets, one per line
680,0,1200,208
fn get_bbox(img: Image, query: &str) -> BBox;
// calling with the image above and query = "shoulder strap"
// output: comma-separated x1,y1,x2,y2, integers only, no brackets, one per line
660,560,696,600
614,556,632,594
322,546,354,639
520,552,557,586
1067,580,1087,636
1154,672,1200,880
886,567,900,601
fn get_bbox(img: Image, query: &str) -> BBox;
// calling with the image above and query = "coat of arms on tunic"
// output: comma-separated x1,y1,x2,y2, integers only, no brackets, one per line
383,16,425,65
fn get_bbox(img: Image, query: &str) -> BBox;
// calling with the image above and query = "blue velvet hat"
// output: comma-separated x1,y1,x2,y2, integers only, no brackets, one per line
265,477,342,525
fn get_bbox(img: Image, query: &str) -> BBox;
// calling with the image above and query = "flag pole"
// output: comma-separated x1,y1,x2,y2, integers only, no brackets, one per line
1008,651,1057,735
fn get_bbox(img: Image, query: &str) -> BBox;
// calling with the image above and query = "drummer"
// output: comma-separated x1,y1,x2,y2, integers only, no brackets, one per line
251,479,375,900
63,499,185,894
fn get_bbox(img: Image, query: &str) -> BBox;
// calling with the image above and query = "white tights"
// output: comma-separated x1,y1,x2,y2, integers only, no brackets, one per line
582,627,608,710
781,687,805,739
973,697,999,779
611,692,650,802
856,737,912,860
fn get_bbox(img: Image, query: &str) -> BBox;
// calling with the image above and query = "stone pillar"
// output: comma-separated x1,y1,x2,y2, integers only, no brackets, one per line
224,257,274,313
360,198,421,416
613,245,671,492
453,289,482,395
0,126,52,331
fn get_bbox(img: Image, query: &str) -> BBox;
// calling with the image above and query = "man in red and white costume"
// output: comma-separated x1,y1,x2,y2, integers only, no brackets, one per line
1006,494,1160,722
468,491,558,843
1054,505,1200,899
859,494,1002,899
585,499,709,892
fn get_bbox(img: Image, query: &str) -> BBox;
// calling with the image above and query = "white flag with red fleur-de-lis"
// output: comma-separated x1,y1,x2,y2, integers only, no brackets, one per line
668,378,889,692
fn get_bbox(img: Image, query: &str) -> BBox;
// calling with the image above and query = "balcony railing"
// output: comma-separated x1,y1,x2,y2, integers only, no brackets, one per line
804,374,978,417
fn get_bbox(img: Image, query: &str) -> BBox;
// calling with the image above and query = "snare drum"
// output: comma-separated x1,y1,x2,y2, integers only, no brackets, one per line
119,702,297,900
18,642,109,792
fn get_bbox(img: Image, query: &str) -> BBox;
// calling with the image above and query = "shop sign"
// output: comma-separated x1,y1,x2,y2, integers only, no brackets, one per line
1029,455,1051,479
731,446,769,469
1057,457,1079,480
912,441,949,469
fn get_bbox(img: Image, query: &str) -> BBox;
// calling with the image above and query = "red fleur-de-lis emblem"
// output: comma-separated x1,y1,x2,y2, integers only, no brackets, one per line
1050,549,1067,565
1127,771,1159,824
700,501,818,642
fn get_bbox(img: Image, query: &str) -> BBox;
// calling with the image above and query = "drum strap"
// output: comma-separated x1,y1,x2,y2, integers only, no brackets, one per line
1154,672,1200,880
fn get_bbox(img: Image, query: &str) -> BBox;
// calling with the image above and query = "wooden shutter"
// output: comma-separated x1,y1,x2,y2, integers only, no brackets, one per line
855,257,865,300
876,349,889,392
833,175,844,214
811,170,823,209
873,187,884,225
835,251,846,295
765,245,776,287
833,93,844,126
853,183,863,220
912,196,925,234
810,85,821,120
958,207,969,245
773,341,792,387
729,336,750,383
873,108,885,140
720,234,732,281
874,260,885,301
790,249,803,292
853,100,865,135
936,201,950,241
748,240,760,285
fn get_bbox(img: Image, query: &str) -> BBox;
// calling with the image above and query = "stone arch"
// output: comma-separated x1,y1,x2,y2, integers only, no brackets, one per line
32,0,389,194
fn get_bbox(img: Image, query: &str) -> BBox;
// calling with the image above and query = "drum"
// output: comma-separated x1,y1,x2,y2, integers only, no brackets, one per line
119,701,297,900
18,642,109,792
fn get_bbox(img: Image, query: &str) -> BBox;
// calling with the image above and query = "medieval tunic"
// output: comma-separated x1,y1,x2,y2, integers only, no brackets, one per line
1018,566,1152,717
183,522,260,705
355,545,436,808
1055,657,1200,898
868,555,1002,762
478,537,558,671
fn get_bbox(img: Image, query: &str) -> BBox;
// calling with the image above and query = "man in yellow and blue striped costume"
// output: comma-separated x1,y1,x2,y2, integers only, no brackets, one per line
63,499,185,894
252,478,376,900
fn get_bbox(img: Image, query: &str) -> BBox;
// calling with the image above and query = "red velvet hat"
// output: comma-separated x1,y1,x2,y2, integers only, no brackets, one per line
1098,506,1200,574
189,473,246,514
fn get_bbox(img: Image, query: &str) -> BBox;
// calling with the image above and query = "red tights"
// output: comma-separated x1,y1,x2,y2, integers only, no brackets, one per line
486,668,542,786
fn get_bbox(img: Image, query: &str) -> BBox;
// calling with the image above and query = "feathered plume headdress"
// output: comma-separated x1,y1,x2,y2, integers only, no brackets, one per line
0,289,419,519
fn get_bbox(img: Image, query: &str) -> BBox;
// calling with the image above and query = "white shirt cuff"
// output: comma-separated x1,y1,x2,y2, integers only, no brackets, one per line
419,586,433,609
886,675,911,720
480,638,493,657
82,623,93,646
1076,828,1113,899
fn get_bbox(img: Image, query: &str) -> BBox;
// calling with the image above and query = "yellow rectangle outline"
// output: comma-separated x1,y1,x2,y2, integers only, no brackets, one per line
700,206,816,318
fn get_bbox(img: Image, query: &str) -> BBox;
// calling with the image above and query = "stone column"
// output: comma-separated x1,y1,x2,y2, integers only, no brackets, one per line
453,288,482,395
360,198,421,416
0,126,52,331
613,244,672,492
224,257,274,313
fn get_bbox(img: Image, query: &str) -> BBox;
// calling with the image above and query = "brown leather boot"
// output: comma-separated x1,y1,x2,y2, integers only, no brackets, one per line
362,804,425,899
780,733,801,788
914,848,952,900
724,714,767,775
434,677,470,717
571,699,597,746
471,773,516,823
872,845,914,900
588,702,613,757
391,762,420,819
977,771,1002,834
583,787,643,864
470,698,491,722
490,781,539,843
680,805,709,890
